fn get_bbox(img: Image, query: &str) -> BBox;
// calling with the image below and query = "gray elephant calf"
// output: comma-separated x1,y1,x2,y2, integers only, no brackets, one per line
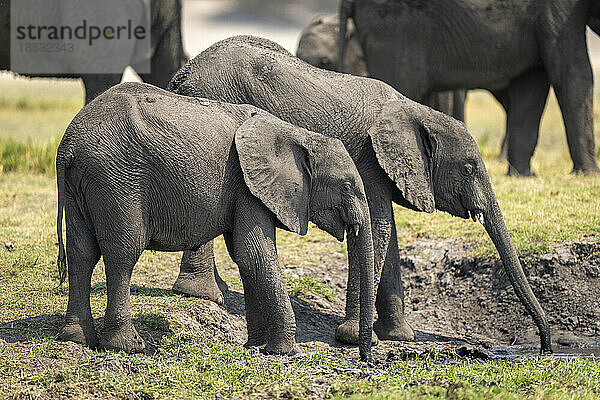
55,82,374,360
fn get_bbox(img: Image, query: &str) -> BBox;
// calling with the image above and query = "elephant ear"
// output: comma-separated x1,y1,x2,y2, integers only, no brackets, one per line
235,114,311,235
368,100,436,213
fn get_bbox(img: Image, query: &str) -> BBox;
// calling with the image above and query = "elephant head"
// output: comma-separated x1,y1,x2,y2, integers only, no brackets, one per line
296,15,368,77
368,98,552,353
297,16,341,72
235,114,375,360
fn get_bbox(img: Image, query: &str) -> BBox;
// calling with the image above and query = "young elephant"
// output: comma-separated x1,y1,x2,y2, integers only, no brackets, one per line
296,15,369,77
55,82,375,360
167,35,552,354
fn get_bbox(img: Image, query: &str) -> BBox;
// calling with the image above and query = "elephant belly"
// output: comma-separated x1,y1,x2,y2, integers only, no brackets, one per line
432,3,540,90
143,181,228,253
146,205,223,252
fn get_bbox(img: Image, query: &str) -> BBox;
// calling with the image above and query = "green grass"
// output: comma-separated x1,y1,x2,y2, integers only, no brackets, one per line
0,137,59,174
1,340,598,399
0,75,83,144
0,77,599,399
287,275,335,301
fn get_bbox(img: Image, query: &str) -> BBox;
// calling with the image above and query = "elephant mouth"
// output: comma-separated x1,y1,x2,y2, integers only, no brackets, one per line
468,209,485,225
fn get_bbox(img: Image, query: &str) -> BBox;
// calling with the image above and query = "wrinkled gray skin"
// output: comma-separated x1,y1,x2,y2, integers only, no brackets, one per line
55,82,374,360
0,0,186,103
339,0,600,176
167,36,552,354
296,14,466,122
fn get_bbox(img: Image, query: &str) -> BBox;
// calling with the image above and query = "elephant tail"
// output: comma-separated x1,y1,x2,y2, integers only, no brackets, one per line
338,0,355,72
56,144,73,287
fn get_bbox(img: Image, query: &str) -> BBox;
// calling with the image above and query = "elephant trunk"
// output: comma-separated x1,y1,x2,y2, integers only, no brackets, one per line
482,197,552,354
338,0,353,72
346,211,375,362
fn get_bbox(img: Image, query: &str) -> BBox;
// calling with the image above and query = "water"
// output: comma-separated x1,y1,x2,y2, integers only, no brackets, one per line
491,344,600,359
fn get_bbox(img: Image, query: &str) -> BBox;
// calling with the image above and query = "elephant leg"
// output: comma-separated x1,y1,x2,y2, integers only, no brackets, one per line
452,90,467,122
336,178,412,343
427,91,454,116
137,17,186,89
81,74,122,104
223,231,267,347
57,199,101,348
173,243,228,305
505,68,550,176
372,206,414,341
492,88,510,161
99,241,145,353
541,37,599,174
231,196,297,355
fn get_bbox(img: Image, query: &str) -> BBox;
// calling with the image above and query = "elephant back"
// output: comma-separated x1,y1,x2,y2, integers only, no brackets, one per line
169,35,400,158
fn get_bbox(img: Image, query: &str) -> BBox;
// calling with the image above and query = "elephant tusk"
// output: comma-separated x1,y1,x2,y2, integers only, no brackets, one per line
349,223,360,236
477,212,485,225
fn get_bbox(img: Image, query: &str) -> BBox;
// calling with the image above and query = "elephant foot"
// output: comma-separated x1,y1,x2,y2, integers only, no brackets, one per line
244,332,267,348
374,316,415,342
99,322,145,353
507,165,535,177
335,319,378,345
572,165,600,176
263,339,298,356
172,272,225,305
57,319,98,348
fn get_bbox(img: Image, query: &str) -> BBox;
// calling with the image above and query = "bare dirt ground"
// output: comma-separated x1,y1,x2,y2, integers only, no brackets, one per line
125,238,600,362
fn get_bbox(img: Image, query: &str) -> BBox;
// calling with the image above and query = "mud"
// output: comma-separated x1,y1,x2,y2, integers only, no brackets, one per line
170,238,600,360
399,239,600,346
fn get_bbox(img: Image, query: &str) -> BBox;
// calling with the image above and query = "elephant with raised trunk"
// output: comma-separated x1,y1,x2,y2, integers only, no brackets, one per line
56,82,374,360
295,15,466,122
339,0,600,176
167,36,552,354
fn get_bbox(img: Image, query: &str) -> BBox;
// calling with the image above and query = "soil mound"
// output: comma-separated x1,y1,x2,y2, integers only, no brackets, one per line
399,239,600,348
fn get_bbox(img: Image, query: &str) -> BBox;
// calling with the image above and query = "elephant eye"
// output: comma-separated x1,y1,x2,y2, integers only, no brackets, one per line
342,181,353,192
464,163,474,176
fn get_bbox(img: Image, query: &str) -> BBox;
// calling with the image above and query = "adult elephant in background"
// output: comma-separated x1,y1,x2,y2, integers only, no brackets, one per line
340,0,600,176
167,36,552,354
296,15,466,122
0,0,186,103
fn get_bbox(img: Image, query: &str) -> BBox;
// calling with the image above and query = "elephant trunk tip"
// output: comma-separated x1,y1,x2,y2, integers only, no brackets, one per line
360,344,373,363
539,321,553,355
